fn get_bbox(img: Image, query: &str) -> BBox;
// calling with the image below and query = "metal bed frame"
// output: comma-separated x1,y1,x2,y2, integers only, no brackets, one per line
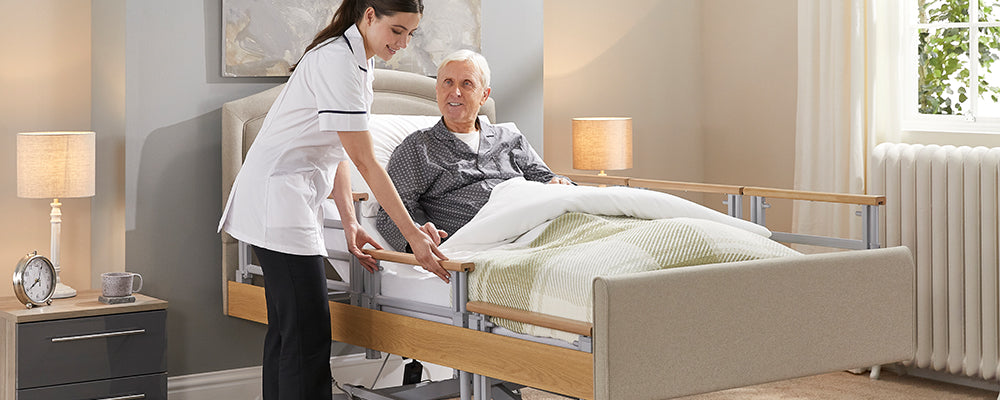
232,174,887,400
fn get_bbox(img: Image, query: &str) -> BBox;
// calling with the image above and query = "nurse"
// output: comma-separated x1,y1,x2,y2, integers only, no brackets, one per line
217,1,445,399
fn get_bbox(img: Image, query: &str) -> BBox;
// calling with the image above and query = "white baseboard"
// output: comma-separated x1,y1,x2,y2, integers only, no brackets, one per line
167,353,453,400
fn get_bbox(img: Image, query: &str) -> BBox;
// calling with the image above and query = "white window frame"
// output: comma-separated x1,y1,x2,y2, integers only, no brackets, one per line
901,0,1000,134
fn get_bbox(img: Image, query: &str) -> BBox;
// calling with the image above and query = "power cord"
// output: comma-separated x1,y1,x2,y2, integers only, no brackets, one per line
333,379,358,400
370,353,392,389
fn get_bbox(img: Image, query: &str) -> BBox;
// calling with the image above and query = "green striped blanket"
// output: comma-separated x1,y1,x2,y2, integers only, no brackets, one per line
467,212,800,342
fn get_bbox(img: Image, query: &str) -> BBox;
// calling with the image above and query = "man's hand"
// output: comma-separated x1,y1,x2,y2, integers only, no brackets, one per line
343,221,383,273
548,176,573,185
419,222,448,246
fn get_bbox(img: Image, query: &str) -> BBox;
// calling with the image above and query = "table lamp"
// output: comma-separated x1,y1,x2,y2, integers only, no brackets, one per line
572,117,633,176
17,131,96,299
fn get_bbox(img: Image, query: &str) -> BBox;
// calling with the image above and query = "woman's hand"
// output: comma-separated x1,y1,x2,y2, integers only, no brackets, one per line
343,220,382,273
404,229,451,283
338,131,450,282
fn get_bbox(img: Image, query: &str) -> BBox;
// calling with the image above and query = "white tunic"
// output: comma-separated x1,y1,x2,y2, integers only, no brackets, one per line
218,25,375,256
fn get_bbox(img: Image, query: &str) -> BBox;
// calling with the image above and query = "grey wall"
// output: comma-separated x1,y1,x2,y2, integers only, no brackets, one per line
114,0,544,376
482,0,545,155
121,0,282,375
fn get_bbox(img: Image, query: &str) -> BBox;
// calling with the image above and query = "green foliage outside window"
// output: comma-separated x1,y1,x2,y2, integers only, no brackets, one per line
917,0,1000,115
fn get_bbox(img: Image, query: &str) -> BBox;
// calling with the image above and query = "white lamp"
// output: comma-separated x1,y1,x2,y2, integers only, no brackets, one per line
572,117,633,176
17,131,96,299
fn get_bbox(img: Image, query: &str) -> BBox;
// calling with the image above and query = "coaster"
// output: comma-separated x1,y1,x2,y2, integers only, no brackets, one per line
99,295,136,304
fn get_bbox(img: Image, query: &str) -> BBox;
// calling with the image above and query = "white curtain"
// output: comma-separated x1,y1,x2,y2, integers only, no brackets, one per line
793,0,902,245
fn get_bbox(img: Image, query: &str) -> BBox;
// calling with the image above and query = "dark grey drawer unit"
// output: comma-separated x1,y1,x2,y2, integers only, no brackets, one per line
17,310,167,389
17,372,167,400
0,291,168,400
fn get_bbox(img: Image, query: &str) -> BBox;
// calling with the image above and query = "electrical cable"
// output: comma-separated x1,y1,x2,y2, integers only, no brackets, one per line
370,353,392,389
332,379,357,400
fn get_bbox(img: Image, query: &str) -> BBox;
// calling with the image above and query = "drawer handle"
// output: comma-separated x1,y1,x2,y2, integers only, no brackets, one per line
96,395,145,400
50,328,147,343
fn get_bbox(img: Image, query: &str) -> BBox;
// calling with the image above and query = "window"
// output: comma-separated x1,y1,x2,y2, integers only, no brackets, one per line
903,0,1000,133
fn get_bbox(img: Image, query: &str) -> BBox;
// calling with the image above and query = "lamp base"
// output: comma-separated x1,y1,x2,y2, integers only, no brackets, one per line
52,282,77,299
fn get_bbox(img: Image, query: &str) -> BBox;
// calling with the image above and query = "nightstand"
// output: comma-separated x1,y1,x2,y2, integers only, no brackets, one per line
0,290,168,400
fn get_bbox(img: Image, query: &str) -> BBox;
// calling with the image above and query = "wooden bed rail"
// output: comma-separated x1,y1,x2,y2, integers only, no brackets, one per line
561,173,629,187
467,301,594,337
742,186,885,206
362,248,475,272
561,172,885,206
629,178,742,195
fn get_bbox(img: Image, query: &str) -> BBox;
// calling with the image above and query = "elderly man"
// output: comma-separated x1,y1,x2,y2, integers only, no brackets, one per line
376,50,570,252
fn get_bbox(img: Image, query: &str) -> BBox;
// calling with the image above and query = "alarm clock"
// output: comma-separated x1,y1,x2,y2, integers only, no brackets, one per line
12,252,56,308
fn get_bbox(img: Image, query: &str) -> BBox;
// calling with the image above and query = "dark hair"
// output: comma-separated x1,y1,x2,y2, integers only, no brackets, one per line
290,0,424,71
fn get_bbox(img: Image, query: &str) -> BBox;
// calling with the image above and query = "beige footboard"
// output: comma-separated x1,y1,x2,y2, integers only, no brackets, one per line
592,246,915,400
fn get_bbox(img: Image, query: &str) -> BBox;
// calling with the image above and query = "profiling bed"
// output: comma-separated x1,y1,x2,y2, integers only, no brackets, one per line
220,69,916,400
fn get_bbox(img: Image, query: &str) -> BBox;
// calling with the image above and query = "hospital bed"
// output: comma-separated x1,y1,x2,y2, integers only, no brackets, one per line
220,68,915,399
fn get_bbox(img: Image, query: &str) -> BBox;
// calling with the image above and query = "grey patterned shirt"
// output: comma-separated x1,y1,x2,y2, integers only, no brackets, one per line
376,119,559,251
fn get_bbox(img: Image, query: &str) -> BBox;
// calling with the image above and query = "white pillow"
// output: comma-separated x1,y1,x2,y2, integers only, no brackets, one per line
349,114,442,217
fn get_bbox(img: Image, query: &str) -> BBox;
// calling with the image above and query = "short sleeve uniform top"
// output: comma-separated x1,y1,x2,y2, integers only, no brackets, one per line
218,25,375,256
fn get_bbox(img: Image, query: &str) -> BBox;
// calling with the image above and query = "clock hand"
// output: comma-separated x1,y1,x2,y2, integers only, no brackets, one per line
28,278,39,290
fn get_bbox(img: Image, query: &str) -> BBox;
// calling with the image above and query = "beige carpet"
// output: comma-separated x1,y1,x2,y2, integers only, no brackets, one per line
476,370,998,400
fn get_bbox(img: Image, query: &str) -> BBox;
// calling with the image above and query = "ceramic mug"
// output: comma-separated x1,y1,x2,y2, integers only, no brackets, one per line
101,272,143,297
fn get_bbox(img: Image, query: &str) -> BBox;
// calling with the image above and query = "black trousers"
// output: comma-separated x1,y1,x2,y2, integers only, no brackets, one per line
252,246,332,400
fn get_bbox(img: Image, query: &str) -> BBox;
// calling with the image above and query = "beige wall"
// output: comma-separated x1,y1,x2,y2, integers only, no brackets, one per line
544,0,705,184
0,1,93,290
544,0,799,231
91,0,127,282
701,0,798,231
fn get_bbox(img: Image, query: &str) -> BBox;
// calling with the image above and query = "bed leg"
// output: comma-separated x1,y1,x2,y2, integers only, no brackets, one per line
460,370,472,400
869,365,882,380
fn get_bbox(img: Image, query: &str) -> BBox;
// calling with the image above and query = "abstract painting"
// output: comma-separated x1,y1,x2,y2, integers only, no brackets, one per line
223,0,481,77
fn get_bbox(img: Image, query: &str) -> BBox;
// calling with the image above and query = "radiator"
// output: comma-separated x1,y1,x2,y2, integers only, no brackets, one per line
870,143,1000,380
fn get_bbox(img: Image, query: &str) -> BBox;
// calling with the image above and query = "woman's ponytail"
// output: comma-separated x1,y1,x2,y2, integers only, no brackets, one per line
290,0,423,72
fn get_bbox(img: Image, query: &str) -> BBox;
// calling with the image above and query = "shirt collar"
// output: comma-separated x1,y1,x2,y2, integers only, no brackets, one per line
432,117,495,143
343,24,370,72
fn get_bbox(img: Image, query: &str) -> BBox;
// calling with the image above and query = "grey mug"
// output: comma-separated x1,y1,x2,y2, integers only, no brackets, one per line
101,272,143,297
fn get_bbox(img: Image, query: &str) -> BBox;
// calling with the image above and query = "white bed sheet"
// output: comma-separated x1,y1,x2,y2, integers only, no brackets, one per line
322,200,452,308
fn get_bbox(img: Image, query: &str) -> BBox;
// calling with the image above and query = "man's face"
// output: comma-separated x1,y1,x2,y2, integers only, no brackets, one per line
436,60,490,132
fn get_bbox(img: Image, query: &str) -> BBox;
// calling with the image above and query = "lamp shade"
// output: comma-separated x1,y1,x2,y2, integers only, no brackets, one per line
17,131,96,199
572,117,632,171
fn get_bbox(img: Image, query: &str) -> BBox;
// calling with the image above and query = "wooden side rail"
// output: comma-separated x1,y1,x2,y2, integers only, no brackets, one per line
561,172,884,206
628,178,742,195
560,172,741,195
743,187,885,206
467,301,593,337
362,248,475,272
561,173,629,187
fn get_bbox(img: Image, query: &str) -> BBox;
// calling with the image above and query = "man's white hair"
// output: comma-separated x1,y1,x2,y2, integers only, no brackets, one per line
437,49,491,88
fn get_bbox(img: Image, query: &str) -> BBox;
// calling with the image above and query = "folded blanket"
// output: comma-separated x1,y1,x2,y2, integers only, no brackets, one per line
467,213,801,342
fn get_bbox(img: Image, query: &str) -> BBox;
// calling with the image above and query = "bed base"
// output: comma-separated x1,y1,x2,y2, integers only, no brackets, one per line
227,280,594,399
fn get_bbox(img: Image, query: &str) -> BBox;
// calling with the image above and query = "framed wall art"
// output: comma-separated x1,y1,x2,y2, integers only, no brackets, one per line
223,0,482,77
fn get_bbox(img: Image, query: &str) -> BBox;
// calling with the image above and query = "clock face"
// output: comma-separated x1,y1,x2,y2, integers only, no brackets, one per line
23,257,55,303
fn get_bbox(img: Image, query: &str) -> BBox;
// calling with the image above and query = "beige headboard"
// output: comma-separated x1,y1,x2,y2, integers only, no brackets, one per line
220,68,496,310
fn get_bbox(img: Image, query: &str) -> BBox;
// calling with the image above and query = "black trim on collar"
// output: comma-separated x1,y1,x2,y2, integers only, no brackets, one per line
343,35,355,54
359,65,368,72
